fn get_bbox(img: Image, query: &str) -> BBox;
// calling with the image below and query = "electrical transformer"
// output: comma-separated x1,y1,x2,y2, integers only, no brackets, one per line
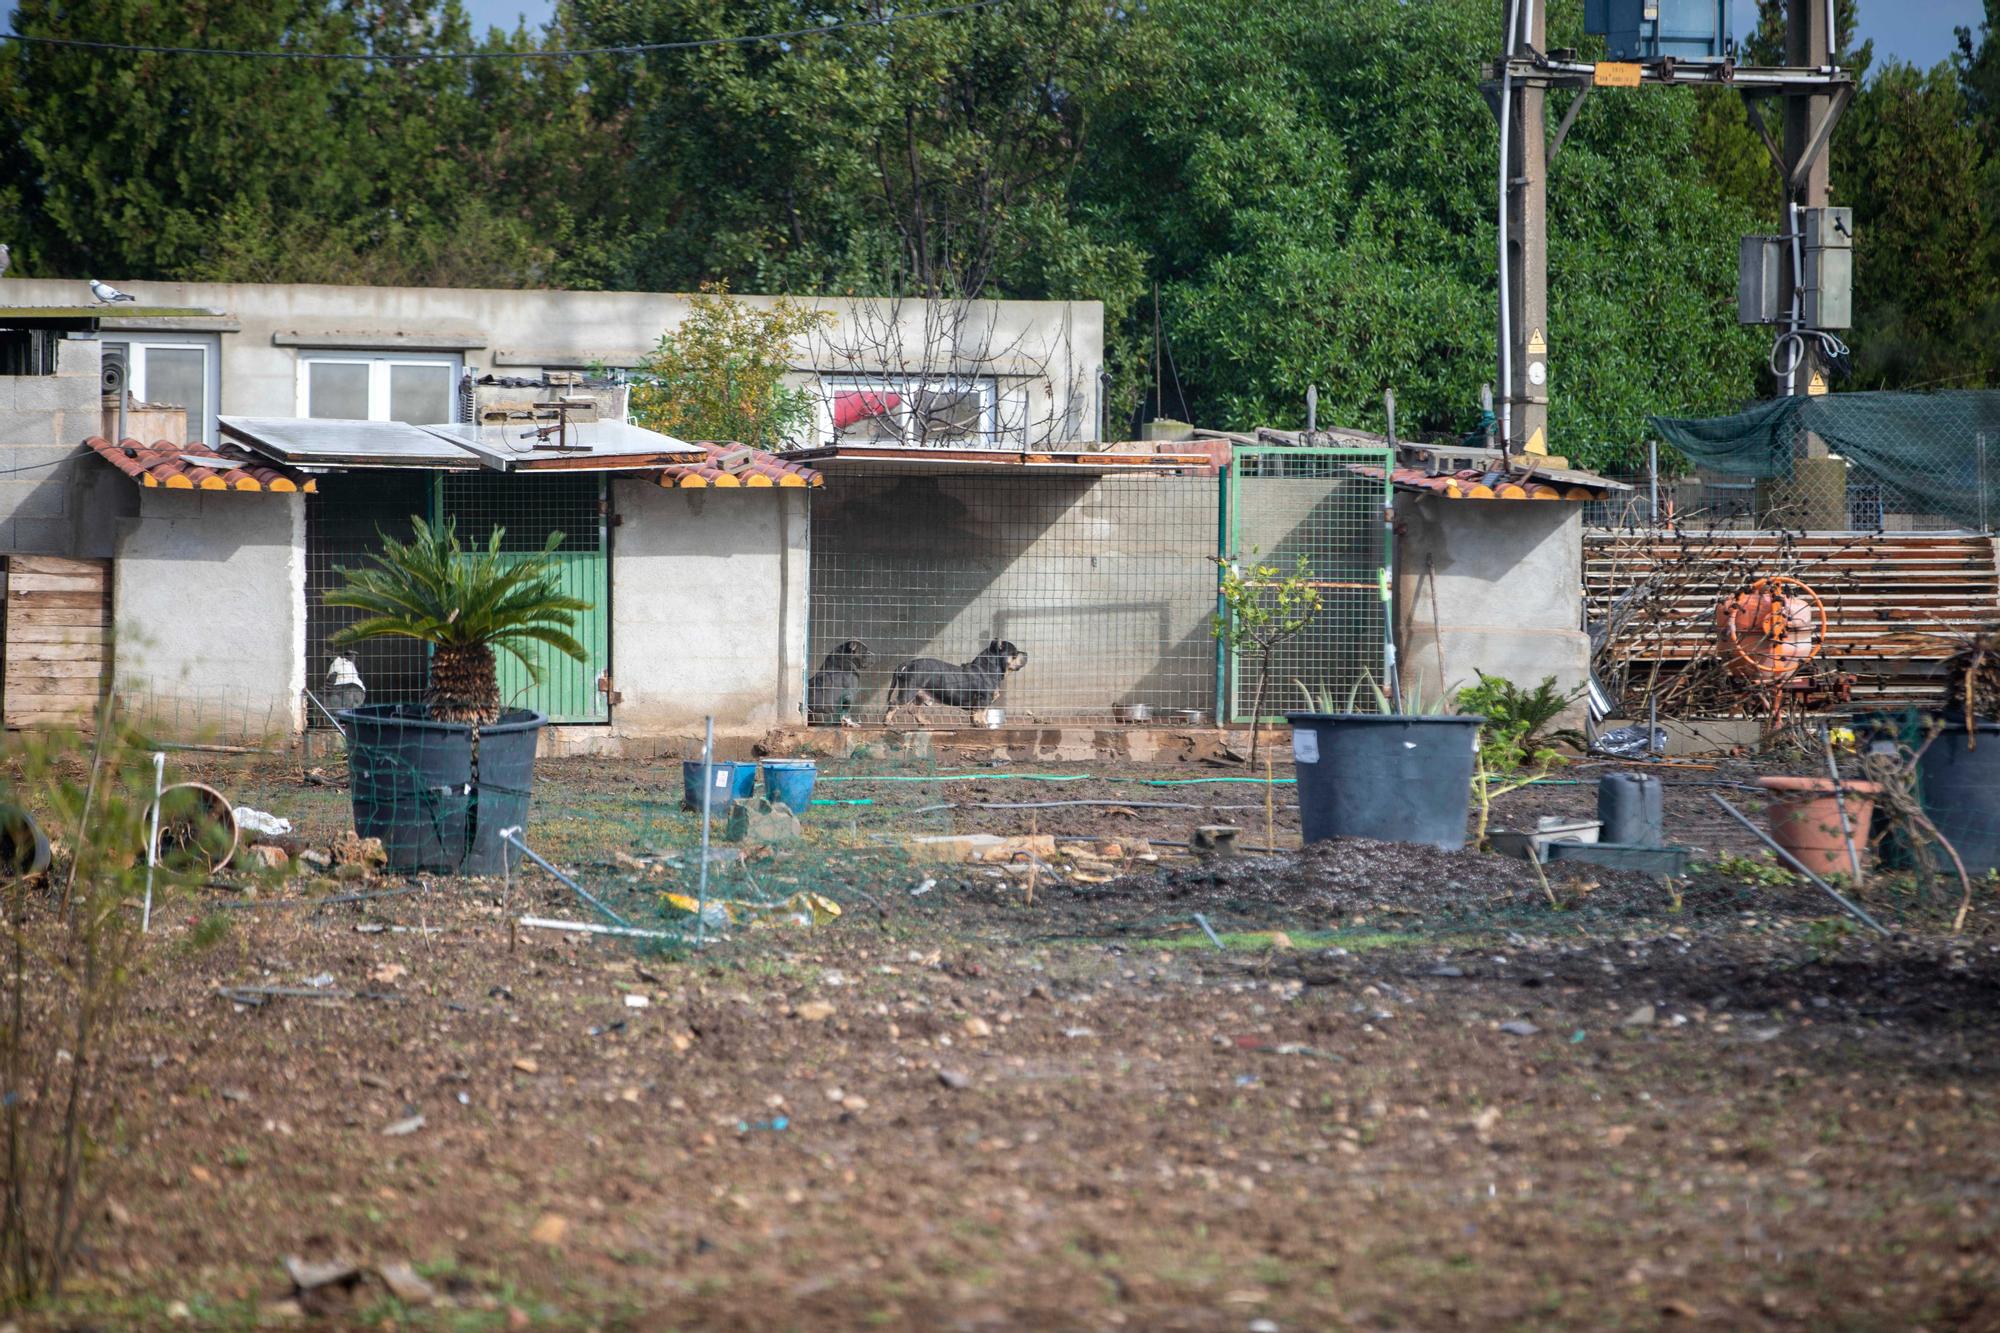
1584,0,1731,61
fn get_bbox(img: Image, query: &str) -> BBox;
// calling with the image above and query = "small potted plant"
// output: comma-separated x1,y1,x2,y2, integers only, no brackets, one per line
325,517,590,874
1287,673,1485,851
1918,626,2000,878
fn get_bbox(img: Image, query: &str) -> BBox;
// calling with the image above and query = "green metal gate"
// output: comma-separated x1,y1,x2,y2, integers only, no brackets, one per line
438,473,610,723
1223,446,1393,723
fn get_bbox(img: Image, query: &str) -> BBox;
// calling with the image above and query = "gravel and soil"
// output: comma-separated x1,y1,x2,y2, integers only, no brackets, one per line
9,750,1999,1330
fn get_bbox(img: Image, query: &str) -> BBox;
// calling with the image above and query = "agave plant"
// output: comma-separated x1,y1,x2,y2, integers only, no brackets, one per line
326,517,591,725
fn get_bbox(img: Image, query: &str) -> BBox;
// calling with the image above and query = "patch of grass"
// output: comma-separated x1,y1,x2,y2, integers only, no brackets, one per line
184,911,233,952
1130,928,1410,954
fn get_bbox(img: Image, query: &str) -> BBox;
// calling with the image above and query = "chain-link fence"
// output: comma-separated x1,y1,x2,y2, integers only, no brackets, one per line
1591,391,2000,533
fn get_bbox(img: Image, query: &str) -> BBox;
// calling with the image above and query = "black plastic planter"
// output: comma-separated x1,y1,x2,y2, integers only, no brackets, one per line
1919,720,2000,879
340,704,545,875
1285,713,1486,851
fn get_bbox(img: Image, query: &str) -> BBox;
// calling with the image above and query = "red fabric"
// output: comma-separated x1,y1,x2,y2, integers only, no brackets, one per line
832,390,901,430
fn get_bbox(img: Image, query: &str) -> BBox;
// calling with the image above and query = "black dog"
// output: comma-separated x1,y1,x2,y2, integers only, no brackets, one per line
807,639,873,725
888,639,1028,715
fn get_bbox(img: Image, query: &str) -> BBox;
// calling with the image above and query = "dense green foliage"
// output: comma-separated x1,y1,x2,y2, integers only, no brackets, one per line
0,0,1992,468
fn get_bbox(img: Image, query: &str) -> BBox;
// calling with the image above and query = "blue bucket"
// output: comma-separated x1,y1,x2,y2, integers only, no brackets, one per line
682,760,755,812
762,759,819,813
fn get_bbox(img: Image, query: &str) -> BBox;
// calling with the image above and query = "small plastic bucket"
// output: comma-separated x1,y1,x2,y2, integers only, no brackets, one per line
762,759,819,813
682,760,754,812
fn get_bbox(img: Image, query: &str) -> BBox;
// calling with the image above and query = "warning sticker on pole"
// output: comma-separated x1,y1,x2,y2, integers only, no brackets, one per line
1593,62,1642,87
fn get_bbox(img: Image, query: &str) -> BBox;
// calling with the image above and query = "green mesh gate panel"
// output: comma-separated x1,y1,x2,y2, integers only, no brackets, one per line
306,472,431,721
1224,447,1393,722
438,473,609,724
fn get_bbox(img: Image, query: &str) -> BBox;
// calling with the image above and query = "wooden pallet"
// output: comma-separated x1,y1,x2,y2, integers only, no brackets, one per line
1585,531,2000,702
3,555,111,729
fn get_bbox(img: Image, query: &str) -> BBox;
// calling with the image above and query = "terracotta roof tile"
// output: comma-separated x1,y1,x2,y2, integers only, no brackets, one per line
653,443,822,490
84,436,315,494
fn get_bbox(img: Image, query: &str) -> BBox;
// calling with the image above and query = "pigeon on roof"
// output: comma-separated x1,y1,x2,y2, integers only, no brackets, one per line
88,278,136,303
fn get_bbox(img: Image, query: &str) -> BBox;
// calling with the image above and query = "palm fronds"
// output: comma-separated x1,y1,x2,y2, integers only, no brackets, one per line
326,517,591,724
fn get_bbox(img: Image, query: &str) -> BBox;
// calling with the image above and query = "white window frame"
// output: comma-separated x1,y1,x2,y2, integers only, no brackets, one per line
107,337,221,445
817,374,1000,449
296,350,462,423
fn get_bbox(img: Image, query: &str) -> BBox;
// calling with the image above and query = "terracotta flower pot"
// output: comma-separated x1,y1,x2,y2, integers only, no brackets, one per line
1756,775,1882,878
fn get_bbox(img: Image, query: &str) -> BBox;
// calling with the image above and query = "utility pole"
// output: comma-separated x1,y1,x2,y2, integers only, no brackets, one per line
1782,0,1831,413
1500,0,1550,461
1490,1,1851,473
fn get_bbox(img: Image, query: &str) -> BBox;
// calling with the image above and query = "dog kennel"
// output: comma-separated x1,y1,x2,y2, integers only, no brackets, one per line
804,444,1394,726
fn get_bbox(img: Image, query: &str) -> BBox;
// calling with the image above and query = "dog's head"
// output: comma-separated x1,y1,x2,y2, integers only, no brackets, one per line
985,639,1028,672
830,639,873,668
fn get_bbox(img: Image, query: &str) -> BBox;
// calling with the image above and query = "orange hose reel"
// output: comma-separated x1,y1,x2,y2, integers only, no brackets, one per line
1714,576,1825,680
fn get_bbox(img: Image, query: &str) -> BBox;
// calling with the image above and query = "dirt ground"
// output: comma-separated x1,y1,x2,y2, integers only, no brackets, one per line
12,749,2000,1330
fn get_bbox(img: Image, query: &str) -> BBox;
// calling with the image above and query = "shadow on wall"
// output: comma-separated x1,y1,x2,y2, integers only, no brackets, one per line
808,471,1221,719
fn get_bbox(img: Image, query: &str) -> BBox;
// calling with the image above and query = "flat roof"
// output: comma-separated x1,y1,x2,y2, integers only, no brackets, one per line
425,419,705,472
221,417,490,471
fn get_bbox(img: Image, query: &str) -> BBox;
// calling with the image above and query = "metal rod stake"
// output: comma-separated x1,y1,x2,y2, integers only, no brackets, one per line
696,715,716,948
1708,792,1888,936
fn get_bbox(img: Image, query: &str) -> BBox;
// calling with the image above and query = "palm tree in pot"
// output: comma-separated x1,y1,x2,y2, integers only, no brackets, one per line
325,516,591,873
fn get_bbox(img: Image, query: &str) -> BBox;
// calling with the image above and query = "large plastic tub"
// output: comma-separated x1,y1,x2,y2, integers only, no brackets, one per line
1919,721,2000,878
341,704,545,875
1286,713,1485,851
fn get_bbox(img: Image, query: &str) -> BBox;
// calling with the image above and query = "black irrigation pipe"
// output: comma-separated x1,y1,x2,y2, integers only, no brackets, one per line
212,885,424,911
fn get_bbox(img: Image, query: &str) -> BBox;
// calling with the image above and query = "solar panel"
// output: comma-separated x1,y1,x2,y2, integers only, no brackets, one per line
221,417,492,469
423,419,705,471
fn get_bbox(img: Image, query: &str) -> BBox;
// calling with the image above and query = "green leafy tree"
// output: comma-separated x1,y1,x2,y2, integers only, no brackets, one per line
628,282,831,448
326,517,590,725
1082,0,1763,471
1213,553,1322,768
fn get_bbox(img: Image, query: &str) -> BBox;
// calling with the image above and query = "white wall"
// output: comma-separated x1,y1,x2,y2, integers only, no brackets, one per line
608,479,808,739
4,279,1104,447
1394,496,1590,724
113,490,306,740
0,337,135,557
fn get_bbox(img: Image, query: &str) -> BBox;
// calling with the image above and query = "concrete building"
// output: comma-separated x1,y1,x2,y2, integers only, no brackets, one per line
0,281,1102,747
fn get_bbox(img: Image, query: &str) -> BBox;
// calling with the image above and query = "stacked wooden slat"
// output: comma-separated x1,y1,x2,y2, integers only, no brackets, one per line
1585,532,2000,702
3,556,110,729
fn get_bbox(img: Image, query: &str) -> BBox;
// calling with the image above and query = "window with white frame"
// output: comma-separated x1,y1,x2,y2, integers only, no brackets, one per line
106,337,219,444
298,351,461,424
819,375,999,448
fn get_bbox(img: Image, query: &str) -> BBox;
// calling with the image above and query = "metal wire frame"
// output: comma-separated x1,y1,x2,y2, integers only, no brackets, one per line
806,469,1223,724
1224,447,1395,722
303,471,608,728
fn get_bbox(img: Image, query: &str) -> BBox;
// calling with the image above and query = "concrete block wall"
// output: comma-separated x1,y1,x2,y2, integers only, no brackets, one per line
1393,495,1590,723
0,337,131,557
606,479,808,739
113,489,307,740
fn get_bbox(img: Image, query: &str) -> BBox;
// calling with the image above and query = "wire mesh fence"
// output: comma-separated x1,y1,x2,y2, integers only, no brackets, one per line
1224,448,1392,721
1593,392,2000,533
807,469,1222,725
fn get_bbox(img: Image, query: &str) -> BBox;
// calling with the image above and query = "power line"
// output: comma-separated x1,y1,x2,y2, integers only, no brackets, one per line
0,0,1001,63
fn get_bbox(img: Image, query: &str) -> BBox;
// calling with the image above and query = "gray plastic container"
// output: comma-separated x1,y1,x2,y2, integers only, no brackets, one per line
1919,721,2000,878
1598,771,1664,847
1286,713,1485,851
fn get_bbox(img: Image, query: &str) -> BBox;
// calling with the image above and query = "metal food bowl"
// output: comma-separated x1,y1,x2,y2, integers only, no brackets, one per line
1112,704,1152,723
977,707,1006,729
1172,709,1208,725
